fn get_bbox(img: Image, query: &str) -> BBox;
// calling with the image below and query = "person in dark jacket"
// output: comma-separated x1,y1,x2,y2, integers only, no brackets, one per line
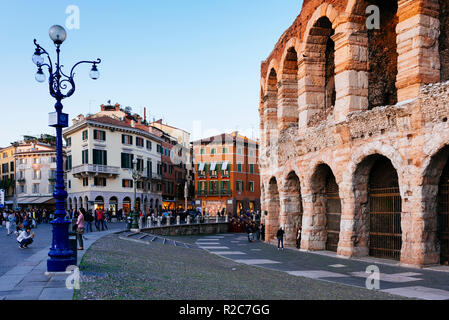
276,226,285,251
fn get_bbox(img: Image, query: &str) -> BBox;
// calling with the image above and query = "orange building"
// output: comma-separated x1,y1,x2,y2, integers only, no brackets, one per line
192,132,260,216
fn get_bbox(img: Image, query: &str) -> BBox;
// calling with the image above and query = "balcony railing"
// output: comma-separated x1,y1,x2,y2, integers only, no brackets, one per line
72,164,120,176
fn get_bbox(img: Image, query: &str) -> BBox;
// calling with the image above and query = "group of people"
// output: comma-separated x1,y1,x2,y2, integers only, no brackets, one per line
1,210,38,249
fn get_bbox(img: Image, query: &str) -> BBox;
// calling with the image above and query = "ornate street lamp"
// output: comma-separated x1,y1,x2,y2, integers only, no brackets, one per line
33,25,101,272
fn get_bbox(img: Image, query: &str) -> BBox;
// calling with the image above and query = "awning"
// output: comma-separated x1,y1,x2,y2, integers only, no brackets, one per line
221,161,229,170
198,163,205,171
210,162,217,171
17,196,54,204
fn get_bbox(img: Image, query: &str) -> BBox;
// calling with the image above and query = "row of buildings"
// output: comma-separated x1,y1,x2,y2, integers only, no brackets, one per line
0,103,261,217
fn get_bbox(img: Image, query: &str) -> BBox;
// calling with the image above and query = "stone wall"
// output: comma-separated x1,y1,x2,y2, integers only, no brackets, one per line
259,0,449,268
141,223,229,237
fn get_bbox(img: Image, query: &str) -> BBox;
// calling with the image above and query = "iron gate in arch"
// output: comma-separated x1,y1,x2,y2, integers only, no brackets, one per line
325,176,341,252
369,186,402,260
438,165,449,265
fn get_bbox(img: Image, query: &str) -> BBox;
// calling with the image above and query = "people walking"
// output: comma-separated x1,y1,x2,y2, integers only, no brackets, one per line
17,227,35,249
276,226,285,251
76,209,85,250
296,225,302,249
247,224,254,243
84,210,94,233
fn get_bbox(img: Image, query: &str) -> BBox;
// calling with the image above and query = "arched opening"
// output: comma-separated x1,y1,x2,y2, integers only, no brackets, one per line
123,197,131,214
422,145,449,265
282,172,303,246
155,199,160,212
302,16,336,127
84,196,89,211
109,196,118,217
353,155,402,260
136,197,141,212
144,197,148,214
311,164,341,252
267,177,280,242
95,196,104,211
366,0,398,109
279,47,299,131
68,198,72,211
440,0,449,82
150,198,154,210
79,197,83,210
73,197,78,211
265,68,278,147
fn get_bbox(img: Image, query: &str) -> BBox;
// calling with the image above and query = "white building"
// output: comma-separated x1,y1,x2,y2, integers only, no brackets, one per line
63,105,163,215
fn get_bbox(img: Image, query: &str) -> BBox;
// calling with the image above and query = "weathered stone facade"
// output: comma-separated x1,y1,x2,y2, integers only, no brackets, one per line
259,0,449,267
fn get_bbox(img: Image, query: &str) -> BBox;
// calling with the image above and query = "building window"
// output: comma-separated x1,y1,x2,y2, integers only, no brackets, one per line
237,163,242,173
10,162,14,171
93,149,107,165
66,137,71,146
136,137,144,147
51,157,56,163
49,170,56,180
146,140,152,150
66,155,72,171
94,177,107,187
147,160,153,177
82,130,88,141
249,164,254,174
33,158,40,164
157,163,162,175
249,181,254,192
122,179,133,188
236,180,244,192
122,134,133,145
249,150,254,157
32,183,40,194
33,170,41,180
211,148,216,155
20,185,25,193
48,184,55,193
200,148,205,155
169,165,173,174
121,153,134,169
93,129,106,141
68,180,71,189
157,144,162,153
237,148,242,155
136,158,144,172
83,177,89,187
222,147,228,154
82,150,89,164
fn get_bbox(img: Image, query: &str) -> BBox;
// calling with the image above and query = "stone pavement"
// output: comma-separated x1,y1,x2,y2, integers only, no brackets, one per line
0,223,125,300
163,233,449,300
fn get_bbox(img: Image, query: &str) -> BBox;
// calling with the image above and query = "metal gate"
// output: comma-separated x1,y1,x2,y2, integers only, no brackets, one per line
325,176,341,252
438,166,449,265
369,186,402,260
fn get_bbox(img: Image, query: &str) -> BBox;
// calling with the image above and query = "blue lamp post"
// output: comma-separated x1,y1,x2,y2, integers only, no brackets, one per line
32,25,101,272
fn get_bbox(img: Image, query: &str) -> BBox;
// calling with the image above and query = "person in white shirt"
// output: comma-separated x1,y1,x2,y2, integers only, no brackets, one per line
17,227,34,249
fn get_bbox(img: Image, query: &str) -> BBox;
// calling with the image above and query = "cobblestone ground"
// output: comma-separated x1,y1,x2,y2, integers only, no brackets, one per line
73,234,405,300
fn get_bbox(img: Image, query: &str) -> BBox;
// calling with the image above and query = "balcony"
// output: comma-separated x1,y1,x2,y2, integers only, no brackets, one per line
72,164,120,177
220,190,232,196
221,170,230,178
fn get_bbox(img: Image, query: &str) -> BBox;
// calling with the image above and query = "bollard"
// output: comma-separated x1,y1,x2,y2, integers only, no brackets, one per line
157,217,161,227
216,215,219,223
167,216,171,226
177,216,180,225
196,215,200,224
187,216,191,225
225,215,228,223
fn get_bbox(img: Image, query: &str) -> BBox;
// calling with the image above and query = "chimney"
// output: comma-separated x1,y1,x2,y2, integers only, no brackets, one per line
144,107,147,122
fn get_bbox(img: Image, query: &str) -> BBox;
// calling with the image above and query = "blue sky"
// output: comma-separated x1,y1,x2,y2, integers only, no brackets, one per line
0,0,301,146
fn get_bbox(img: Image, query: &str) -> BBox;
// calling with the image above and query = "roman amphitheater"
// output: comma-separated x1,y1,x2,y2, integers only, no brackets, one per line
259,0,449,267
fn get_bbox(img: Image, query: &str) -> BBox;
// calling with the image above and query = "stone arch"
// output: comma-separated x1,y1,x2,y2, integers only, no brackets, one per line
440,0,449,82
280,171,303,247
123,196,131,214
263,68,279,148
278,40,300,132
109,196,118,216
308,163,342,252
265,177,280,243
79,197,83,209
68,197,72,211
73,197,78,211
353,154,402,260
299,16,336,129
95,196,104,211
422,145,449,265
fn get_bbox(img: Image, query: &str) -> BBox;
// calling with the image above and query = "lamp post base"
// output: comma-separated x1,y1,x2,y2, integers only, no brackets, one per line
47,218,75,272
47,257,76,273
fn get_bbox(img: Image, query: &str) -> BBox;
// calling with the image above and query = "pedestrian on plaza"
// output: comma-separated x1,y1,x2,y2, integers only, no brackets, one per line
42,210,47,223
277,226,285,251
94,209,100,231
76,208,85,250
246,224,254,243
17,227,35,249
296,225,302,249
6,211,15,235
84,210,94,233
32,210,37,229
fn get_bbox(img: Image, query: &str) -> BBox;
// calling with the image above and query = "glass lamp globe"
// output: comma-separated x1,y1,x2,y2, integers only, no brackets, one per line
89,65,100,80
32,50,44,66
35,68,46,83
49,25,67,44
